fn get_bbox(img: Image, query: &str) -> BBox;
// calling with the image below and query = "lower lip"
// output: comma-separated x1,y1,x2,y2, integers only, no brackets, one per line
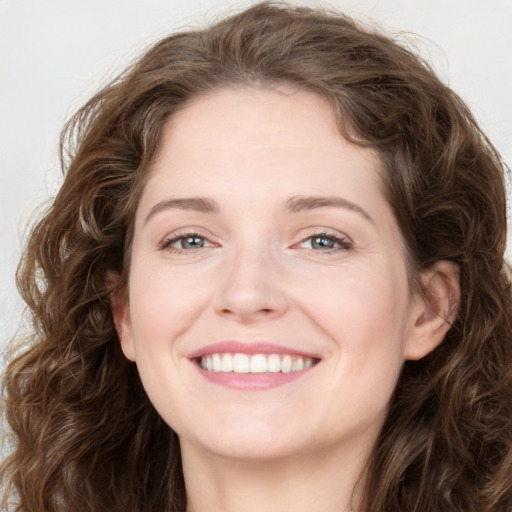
195,365,314,390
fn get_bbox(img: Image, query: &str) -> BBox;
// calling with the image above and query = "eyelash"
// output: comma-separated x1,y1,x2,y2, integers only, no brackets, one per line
297,232,352,253
159,231,211,255
159,230,352,255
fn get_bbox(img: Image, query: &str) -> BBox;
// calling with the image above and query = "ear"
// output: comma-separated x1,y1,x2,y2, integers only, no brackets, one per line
109,275,137,362
404,260,460,361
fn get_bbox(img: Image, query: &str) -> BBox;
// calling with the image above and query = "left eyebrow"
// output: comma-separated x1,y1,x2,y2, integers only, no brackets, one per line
285,195,374,224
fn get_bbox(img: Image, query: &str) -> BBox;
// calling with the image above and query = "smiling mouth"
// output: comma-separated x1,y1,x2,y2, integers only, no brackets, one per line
198,353,319,374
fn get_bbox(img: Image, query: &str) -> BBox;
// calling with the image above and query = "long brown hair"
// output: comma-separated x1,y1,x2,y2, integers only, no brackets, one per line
2,3,511,511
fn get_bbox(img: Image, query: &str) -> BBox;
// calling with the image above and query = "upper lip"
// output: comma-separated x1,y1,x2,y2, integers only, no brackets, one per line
188,341,321,360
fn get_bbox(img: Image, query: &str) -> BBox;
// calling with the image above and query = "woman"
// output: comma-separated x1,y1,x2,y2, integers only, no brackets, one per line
2,3,511,511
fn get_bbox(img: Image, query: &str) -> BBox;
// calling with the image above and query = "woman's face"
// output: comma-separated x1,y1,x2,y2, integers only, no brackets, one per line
114,87,429,462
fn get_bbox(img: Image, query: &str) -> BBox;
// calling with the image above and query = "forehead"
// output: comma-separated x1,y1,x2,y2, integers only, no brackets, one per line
144,86,384,201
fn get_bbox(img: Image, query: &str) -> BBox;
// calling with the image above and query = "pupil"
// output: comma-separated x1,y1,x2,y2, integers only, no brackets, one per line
184,236,203,249
313,236,333,249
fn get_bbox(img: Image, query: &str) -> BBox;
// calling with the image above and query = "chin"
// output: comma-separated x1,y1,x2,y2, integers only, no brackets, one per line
181,416,312,462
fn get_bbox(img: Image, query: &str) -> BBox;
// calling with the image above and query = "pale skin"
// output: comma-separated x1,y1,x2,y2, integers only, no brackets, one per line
113,86,460,512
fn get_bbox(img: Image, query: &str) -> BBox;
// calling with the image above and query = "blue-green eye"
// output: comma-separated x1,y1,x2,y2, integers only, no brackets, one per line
299,233,351,251
176,235,206,249
160,233,212,251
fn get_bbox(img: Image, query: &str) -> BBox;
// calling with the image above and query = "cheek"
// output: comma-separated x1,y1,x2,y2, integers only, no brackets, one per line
128,259,213,346
125,262,210,429
297,261,410,396
299,261,409,341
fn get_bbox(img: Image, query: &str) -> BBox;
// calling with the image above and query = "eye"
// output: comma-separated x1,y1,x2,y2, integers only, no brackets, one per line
160,232,214,252
298,232,352,252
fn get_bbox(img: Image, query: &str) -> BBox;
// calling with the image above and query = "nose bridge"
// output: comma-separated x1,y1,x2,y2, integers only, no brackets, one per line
214,231,288,321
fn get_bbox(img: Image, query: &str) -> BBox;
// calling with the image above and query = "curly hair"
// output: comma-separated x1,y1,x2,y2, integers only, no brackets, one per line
2,2,511,511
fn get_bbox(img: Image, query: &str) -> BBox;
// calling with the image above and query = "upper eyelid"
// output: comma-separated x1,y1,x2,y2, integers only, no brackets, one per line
295,228,352,243
160,227,215,242
158,231,212,250
296,233,351,247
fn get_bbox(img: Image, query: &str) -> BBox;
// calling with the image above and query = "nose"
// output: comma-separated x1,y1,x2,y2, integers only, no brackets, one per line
213,244,289,324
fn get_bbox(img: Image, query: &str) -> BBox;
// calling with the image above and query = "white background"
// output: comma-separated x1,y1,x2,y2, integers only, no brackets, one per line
1,0,511,356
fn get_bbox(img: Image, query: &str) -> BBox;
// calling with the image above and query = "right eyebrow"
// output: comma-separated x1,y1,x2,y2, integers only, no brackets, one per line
144,197,219,224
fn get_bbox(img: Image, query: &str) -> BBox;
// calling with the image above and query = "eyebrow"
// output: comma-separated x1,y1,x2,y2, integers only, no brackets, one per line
144,195,373,224
285,195,374,224
145,197,219,223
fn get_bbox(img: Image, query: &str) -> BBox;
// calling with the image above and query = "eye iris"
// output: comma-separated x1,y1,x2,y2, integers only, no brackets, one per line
182,236,204,249
311,236,335,249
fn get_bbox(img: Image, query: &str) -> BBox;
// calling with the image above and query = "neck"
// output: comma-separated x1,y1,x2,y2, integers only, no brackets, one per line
182,442,369,512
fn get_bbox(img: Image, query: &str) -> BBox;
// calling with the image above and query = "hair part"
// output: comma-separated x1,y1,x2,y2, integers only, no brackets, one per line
2,2,511,511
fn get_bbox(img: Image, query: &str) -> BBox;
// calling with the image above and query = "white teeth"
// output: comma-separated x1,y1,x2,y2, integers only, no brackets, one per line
200,353,316,374
268,354,281,373
292,358,304,372
281,355,292,373
250,354,268,373
221,353,234,372
212,353,222,372
233,353,250,373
